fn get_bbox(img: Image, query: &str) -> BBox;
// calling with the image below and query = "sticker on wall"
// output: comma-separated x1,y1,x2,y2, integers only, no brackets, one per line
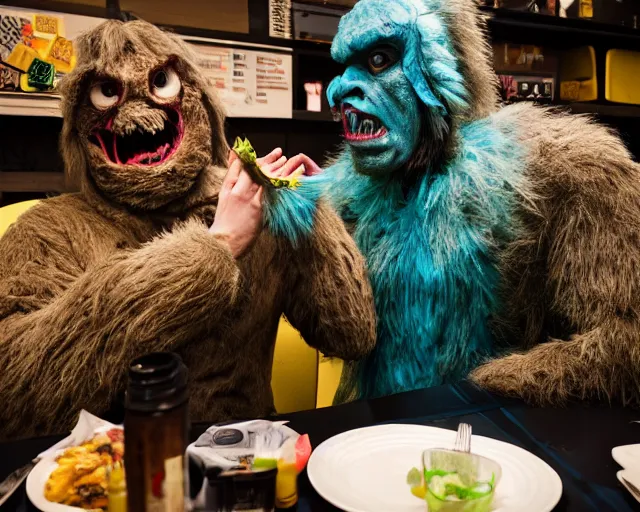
0,7,103,93
0,14,30,61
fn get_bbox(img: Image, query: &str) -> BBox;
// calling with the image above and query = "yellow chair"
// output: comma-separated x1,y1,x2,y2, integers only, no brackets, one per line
316,357,344,408
0,199,336,412
0,199,42,235
271,320,318,413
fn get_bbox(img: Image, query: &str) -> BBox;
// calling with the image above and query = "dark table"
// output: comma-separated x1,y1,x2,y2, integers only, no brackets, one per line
1,382,639,511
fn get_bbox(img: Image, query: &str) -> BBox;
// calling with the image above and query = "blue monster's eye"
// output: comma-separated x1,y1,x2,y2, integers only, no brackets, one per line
367,45,399,75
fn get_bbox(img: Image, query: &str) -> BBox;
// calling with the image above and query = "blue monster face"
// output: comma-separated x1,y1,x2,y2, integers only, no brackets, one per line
327,46,421,175
327,0,469,175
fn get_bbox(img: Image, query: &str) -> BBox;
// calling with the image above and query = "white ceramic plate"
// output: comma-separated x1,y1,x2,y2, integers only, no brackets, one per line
26,458,84,512
612,444,640,473
307,424,562,512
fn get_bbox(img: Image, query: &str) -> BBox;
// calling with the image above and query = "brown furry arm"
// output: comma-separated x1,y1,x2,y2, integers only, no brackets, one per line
0,219,240,438
473,115,640,405
472,321,639,405
283,201,376,360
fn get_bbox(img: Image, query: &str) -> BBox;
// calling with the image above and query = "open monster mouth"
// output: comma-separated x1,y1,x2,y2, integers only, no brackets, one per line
90,108,183,167
341,104,387,142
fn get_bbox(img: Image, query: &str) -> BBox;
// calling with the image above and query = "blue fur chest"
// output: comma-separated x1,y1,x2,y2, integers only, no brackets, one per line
329,118,528,399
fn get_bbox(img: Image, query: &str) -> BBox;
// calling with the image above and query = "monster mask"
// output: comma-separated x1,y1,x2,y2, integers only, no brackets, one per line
59,20,227,210
327,0,497,176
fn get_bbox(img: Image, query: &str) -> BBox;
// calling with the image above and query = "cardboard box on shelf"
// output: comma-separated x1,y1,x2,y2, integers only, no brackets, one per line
483,0,556,15
499,74,554,104
493,43,559,74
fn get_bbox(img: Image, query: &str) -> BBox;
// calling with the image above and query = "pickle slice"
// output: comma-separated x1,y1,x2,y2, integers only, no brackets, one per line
232,137,303,189
406,467,427,499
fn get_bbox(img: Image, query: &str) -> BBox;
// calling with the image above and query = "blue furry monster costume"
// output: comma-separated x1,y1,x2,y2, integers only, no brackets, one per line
291,0,640,405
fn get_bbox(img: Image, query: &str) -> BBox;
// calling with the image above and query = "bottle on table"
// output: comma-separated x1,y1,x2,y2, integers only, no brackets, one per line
124,352,189,512
107,462,127,512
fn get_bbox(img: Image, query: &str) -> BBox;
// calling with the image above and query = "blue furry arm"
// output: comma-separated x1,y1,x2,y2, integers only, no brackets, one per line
261,157,353,244
319,159,360,228
282,200,377,360
262,173,332,247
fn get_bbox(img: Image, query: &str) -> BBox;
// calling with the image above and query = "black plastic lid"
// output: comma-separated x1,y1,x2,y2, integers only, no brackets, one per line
125,352,188,412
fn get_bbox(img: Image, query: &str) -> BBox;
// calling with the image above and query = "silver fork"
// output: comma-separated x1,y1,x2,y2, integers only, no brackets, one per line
0,458,39,506
454,423,472,453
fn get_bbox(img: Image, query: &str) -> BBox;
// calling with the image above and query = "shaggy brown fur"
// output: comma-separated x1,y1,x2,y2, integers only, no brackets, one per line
0,20,376,440
473,103,640,406
433,0,640,405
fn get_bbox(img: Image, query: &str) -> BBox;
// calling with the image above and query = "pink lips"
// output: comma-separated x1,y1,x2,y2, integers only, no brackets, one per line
91,108,184,167
341,104,387,142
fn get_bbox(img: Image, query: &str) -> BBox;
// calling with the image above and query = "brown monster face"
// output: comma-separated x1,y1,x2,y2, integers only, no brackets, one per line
89,68,184,167
61,20,226,211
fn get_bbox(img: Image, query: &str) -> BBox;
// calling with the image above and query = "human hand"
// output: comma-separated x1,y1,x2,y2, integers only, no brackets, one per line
266,153,323,178
209,150,264,258
257,147,288,174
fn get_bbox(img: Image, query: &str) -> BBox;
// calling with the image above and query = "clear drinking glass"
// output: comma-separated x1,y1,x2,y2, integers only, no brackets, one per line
421,449,502,512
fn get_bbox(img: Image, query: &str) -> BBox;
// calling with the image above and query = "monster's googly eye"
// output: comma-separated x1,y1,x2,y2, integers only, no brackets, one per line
89,80,120,110
151,67,181,100
367,45,399,75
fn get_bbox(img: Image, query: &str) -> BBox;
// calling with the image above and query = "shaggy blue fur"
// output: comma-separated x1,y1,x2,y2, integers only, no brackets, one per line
326,118,528,399
262,174,332,246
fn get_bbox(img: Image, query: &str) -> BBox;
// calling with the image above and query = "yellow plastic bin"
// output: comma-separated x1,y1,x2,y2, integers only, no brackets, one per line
559,46,597,102
606,49,640,105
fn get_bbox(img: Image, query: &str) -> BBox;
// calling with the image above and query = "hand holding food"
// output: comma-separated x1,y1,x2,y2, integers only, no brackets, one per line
209,150,264,258
232,137,305,189
268,152,323,179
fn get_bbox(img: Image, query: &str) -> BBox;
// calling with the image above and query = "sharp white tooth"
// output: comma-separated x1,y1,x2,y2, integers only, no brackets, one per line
363,119,373,135
352,114,358,134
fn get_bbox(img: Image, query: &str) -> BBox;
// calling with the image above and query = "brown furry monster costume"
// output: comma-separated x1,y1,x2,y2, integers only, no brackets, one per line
0,20,376,440
313,0,640,405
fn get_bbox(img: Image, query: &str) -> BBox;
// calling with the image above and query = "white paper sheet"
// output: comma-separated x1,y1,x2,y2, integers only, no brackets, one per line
192,43,293,119
37,410,119,460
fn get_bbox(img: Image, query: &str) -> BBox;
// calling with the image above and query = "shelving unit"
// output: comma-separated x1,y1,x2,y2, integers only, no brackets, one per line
2,2,639,120
1,0,640,205
0,92,62,118
292,110,334,122
0,171,65,192
483,7,640,49
568,102,640,117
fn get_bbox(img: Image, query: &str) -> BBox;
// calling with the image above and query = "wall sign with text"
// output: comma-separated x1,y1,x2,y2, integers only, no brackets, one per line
193,44,293,119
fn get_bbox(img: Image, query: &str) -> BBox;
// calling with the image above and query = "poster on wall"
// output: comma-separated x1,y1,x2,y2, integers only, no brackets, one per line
193,43,293,119
0,6,103,94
